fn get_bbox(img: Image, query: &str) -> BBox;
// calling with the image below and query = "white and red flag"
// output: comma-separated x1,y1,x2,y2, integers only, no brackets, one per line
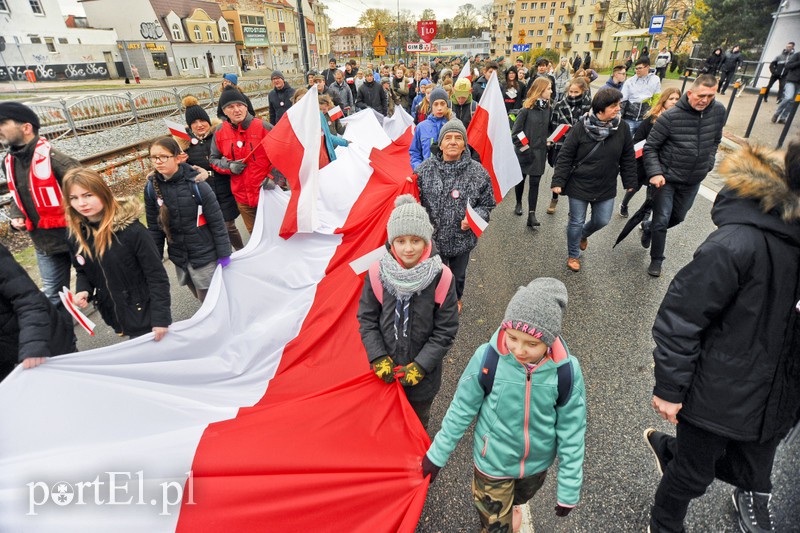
467,71,524,202
261,86,322,239
328,105,344,122
634,139,646,158
466,202,489,237
164,118,190,140
547,123,570,143
517,131,529,152
458,59,472,81
0,115,428,532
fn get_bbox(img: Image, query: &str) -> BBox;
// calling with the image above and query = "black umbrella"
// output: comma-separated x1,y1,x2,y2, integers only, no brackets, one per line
613,186,654,248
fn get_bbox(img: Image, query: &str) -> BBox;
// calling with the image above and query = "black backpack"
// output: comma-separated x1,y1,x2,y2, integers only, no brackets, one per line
478,336,575,407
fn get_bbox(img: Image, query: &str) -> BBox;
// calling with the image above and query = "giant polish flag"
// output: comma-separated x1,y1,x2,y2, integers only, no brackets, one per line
467,71,524,202
0,113,429,531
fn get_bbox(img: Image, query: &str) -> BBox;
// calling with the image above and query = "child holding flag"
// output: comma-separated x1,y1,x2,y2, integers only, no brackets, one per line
511,78,555,228
422,278,587,533
357,195,459,429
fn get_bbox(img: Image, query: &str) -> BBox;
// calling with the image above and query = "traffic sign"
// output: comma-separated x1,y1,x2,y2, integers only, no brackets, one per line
512,44,531,52
373,31,387,47
373,46,386,57
406,42,432,52
417,20,437,43
649,15,666,34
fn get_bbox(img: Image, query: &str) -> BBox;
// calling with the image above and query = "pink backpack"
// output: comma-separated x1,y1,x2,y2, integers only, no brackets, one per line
368,261,453,305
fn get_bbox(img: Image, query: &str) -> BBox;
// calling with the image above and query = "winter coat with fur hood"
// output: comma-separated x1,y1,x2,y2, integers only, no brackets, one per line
652,145,800,442
69,198,172,338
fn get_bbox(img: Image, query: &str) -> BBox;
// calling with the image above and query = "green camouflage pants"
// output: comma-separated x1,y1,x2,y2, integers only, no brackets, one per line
472,467,547,533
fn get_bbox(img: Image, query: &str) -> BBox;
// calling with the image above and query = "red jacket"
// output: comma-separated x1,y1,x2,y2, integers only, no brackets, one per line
209,116,273,208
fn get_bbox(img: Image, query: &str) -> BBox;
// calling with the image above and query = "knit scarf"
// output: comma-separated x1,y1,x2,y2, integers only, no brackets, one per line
535,98,549,110
582,110,620,141
378,250,443,301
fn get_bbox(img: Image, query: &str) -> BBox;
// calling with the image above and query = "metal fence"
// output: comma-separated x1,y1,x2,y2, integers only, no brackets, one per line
29,76,301,141
684,58,762,89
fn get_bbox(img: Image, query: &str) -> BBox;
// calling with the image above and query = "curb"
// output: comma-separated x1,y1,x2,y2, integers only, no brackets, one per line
520,502,534,532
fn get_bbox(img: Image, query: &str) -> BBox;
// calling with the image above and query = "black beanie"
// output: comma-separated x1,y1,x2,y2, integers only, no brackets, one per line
0,102,40,130
218,86,248,111
182,95,210,126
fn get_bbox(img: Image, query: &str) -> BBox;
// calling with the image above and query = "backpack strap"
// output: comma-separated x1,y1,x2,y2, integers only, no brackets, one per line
478,343,500,396
471,101,477,113
146,178,156,203
368,261,383,305
556,359,575,408
434,265,452,305
189,180,202,206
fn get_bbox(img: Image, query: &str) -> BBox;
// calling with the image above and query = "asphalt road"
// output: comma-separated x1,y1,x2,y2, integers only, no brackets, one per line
72,171,799,532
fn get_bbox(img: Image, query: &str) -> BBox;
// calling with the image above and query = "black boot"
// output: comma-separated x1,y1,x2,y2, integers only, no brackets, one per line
527,211,540,227
514,202,523,216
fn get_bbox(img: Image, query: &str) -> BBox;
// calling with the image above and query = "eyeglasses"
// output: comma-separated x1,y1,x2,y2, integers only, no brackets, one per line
149,155,174,163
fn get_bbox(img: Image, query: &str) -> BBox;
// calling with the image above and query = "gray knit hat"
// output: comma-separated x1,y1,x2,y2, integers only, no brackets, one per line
502,278,568,346
429,87,449,106
438,118,468,145
387,194,433,244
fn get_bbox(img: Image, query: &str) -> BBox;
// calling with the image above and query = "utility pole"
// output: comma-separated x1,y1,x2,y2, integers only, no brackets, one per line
296,0,311,74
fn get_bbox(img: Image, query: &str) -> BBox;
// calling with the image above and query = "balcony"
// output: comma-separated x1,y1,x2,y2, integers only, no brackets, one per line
562,41,572,49
492,24,497,30
508,9,515,15
507,23,513,29
567,5,576,15
591,40,603,49
597,1,609,11
506,36,513,42
491,36,496,42
563,22,573,32
490,47,496,54
595,20,605,30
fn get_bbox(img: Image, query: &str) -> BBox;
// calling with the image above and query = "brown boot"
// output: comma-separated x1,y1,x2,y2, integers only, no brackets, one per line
567,258,581,272
546,197,558,214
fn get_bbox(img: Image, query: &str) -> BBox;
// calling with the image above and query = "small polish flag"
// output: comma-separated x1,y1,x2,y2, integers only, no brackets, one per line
328,105,344,121
516,131,529,152
466,203,488,237
634,139,646,158
459,59,472,81
164,118,190,140
547,124,570,143
349,246,386,275
197,205,207,227
59,287,96,336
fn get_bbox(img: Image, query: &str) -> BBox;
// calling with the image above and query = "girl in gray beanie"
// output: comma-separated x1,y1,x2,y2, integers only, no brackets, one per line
423,277,587,532
357,195,459,430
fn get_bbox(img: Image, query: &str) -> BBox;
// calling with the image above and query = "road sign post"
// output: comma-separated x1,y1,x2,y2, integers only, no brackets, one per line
373,31,388,58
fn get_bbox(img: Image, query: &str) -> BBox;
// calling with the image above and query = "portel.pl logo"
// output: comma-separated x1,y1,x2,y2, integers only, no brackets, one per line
27,471,195,516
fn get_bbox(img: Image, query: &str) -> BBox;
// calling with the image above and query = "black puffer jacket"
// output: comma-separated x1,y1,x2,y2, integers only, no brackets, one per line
416,149,496,257
720,49,743,73
642,94,725,185
356,79,388,116
551,118,637,201
144,163,231,270
268,83,295,125
357,245,459,402
0,243,75,378
70,198,171,338
180,124,240,222
784,52,800,84
652,145,800,442
511,104,553,176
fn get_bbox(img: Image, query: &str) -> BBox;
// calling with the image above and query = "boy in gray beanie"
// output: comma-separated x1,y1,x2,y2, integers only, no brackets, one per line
357,194,459,430
423,277,587,532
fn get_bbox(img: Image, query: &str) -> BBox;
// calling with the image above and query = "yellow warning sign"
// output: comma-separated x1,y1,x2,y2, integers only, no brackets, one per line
373,31,388,47
374,46,386,56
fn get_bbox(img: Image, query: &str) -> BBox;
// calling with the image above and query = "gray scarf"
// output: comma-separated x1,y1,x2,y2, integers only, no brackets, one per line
378,250,443,300
582,110,620,141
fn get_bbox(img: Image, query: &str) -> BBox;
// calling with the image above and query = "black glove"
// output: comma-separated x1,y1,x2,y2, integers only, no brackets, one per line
229,160,247,175
261,177,276,190
422,455,441,484
554,504,573,517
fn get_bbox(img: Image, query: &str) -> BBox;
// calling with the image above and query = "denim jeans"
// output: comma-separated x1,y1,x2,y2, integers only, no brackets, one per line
649,182,700,262
624,119,642,134
35,249,72,308
567,197,614,258
775,81,797,121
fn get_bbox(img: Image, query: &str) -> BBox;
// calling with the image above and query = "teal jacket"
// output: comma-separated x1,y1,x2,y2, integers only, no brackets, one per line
427,328,587,506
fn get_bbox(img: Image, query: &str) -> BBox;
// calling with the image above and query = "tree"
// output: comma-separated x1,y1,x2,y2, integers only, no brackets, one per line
357,8,394,35
479,3,493,29
453,3,480,37
696,0,779,49
419,8,436,21
618,0,672,29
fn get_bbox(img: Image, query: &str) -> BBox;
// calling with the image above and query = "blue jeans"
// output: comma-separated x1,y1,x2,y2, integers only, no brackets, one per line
775,81,797,121
35,249,72,307
649,182,700,262
567,197,614,258
624,119,642,134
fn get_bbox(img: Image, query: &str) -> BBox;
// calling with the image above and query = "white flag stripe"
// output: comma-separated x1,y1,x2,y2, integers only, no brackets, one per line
288,86,322,233
383,105,415,141
458,59,471,80
59,287,96,335
479,71,523,198
349,246,387,275
467,203,488,232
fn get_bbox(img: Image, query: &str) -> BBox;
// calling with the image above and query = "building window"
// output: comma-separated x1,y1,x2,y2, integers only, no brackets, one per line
556,28,562,35
0,0,9,13
617,12,626,22
220,26,229,41
280,32,286,43
540,2,546,8
220,55,226,66
558,15,564,22
547,35,552,42
29,35,42,44
539,16,545,22
521,2,528,8
58,37,68,44
536,42,542,48
206,26,214,41
44,37,56,52
537,29,544,36
180,58,188,70
585,33,591,42
550,8,555,15
555,41,560,48
528,30,535,36
671,10,679,19
192,26,201,40
278,10,284,22
589,14,594,22
560,1,566,6
29,0,43,15
578,15,583,24
171,23,182,40
191,57,199,69
575,34,580,43
520,16,526,23
229,55,234,66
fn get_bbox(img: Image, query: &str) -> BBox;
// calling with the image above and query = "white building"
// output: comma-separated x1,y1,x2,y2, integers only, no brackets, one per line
756,0,800,88
82,0,238,79
0,0,121,82
431,32,491,57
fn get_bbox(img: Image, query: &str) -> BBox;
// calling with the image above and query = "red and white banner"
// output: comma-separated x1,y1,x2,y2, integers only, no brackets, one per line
467,71,524,202
547,124,570,143
0,113,427,532
164,118,190,140
261,86,322,238
458,59,472,81
328,105,344,122
466,203,488,237
517,131,529,152
58,287,95,336
634,139,646,158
